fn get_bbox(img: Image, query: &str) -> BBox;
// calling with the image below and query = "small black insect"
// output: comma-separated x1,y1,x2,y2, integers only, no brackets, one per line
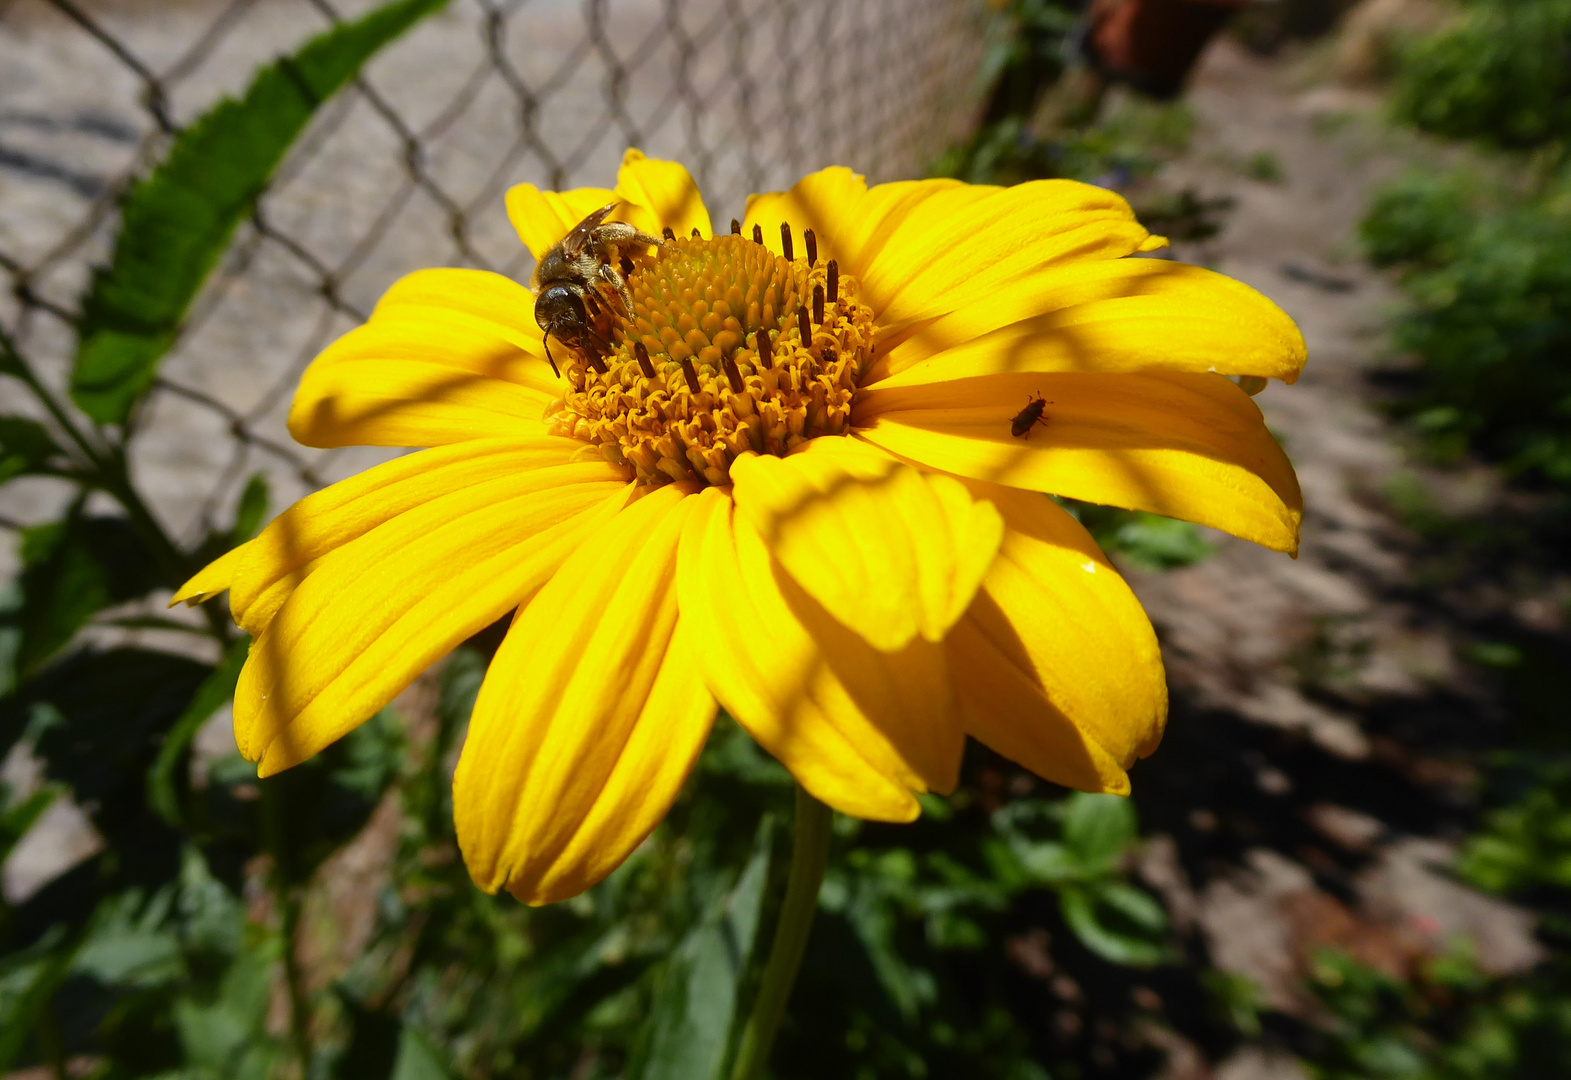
531,203,668,376
1010,394,1051,438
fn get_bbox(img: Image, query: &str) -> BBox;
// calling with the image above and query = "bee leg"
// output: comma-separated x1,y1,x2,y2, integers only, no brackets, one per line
598,263,635,315
593,222,673,253
581,326,616,374
541,335,561,379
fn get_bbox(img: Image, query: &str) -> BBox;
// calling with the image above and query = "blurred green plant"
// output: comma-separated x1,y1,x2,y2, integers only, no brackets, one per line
1361,171,1571,483
1290,748,1571,1080
0,0,449,1072
1390,0,1571,149
1299,944,1571,1079
1365,0,1571,485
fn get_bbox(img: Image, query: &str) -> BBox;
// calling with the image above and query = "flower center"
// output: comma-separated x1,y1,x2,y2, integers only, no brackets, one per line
546,226,877,487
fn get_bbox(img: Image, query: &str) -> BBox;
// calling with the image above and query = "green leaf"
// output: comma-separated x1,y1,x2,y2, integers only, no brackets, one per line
69,0,449,423
1107,512,1214,570
0,416,68,484
176,846,245,961
71,888,183,989
390,1025,458,1080
0,584,17,699
633,821,774,1080
0,927,78,1072
8,509,163,676
229,473,269,545
173,936,285,1076
0,328,24,379
1059,883,1168,968
147,636,249,825
1,647,212,847
1062,792,1137,874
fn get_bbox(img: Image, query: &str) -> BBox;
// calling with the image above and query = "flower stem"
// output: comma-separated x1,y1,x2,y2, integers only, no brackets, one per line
729,786,833,1080
260,780,313,1075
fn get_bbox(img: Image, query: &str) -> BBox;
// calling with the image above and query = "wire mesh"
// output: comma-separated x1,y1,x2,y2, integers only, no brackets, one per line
0,0,987,552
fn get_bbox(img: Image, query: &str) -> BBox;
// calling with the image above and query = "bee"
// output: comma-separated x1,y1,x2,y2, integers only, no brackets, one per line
531,202,669,376
1010,394,1051,438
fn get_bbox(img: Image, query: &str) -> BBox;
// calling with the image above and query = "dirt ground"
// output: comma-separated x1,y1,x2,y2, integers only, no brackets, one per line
1112,30,1557,1078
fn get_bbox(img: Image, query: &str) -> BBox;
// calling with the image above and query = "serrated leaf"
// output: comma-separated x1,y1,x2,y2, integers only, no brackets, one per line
173,936,284,1074
70,0,449,423
9,509,164,676
1,647,212,846
71,888,183,989
633,820,773,1080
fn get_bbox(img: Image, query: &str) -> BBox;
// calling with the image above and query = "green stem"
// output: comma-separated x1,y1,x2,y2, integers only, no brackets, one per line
37,1002,68,1080
729,786,833,1080
261,781,313,1075
0,326,108,475
1,327,231,643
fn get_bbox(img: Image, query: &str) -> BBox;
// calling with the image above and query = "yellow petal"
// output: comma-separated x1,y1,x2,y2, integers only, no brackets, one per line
288,325,555,449
237,469,631,774
289,267,564,449
867,258,1307,388
744,172,1152,327
453,483,717,904
743,168,953,280
729,438,1003,652
677,487,962,818
861,180,1152,326
614,149,712,239
371,268,548,351
505,184,620,261
228,437,593,636
171,544,246,607
855,371,1302,553
505,152,712,264
947,482,1167,792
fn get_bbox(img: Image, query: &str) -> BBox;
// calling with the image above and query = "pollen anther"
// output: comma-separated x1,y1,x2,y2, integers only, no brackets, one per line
545,232,876,487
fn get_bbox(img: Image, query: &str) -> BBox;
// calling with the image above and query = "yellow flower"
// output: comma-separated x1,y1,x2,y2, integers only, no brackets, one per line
175,149,1304,905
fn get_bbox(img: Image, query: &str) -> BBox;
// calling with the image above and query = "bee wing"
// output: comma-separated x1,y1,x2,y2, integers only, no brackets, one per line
560,202,620,255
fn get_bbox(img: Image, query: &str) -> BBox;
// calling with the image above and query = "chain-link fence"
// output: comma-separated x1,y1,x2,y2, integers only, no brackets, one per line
0,0,987,562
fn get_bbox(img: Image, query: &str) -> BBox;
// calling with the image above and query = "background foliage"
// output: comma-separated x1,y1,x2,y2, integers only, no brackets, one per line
1364,0,1571,485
